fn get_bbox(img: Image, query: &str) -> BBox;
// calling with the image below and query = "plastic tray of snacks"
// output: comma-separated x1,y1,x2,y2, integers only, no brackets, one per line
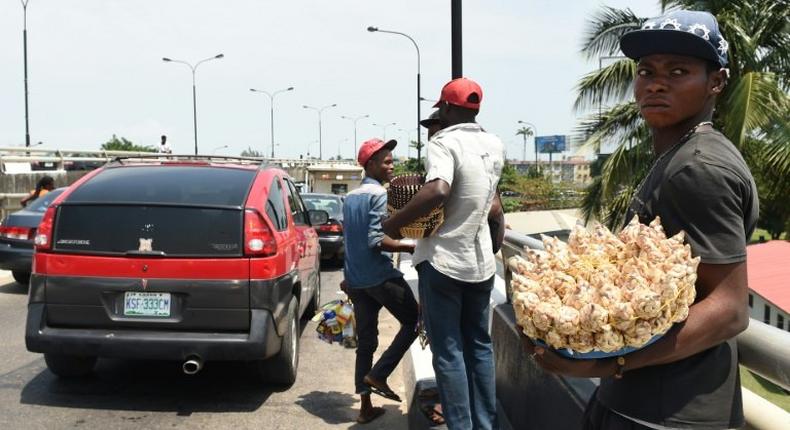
533,333,663,360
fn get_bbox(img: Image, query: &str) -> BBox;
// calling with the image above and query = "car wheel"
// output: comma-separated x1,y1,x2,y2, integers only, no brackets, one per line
12,271,30,285
254,298,299,386
44,353,97,378
304,272,321,319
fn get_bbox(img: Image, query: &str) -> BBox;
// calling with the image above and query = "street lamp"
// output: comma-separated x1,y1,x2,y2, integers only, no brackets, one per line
212,145,228,155
518,120,538,172
21,0,31,149
162,53,224,155
340,114,369,158
250,86,294,158
303,104,337,160
372,122,397,141
398,127,417,158
367,26,423,163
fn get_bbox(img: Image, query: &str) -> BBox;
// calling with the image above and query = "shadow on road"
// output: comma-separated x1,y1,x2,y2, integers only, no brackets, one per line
19,358,286,414
295,390,401,426
0,280,28,295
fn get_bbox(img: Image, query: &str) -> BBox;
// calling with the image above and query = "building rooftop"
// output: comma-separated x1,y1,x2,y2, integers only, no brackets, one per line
747,241,790,313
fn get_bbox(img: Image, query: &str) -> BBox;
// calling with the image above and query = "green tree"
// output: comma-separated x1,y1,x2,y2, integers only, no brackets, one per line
240,147,265,157
100,135,156,152
576,1,790,231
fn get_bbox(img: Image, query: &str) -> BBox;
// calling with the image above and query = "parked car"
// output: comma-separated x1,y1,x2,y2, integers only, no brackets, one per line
301,193,344,262
0,188,66,285
25,157,327,385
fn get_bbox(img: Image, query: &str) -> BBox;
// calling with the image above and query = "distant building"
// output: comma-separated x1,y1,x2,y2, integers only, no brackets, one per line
510,156,592,185
305,163,364,195
746,241,790,331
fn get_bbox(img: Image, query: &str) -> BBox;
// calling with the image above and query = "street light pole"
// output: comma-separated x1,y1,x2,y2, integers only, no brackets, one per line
340,114,369,157
367,26,423,163
518,120,538,173
303,104,337,160
162,53,224,155
372,122,396,141
250,86,294,158
212,144,228,155
21,0,31,149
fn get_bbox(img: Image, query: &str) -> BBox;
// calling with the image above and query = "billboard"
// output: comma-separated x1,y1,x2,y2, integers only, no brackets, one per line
535,135,567,153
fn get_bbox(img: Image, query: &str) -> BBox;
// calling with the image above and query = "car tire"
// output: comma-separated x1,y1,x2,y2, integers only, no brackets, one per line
12,271,30,285
255,298,299,386
44,353,97,378
304,272,321,319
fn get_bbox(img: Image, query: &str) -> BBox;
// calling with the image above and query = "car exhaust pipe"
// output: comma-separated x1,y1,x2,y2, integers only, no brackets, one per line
182,356,203,375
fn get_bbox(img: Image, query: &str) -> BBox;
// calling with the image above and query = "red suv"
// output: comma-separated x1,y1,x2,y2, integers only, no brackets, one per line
25,156,325,385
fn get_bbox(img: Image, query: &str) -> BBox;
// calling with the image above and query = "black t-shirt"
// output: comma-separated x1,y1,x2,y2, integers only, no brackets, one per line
598,129,758,429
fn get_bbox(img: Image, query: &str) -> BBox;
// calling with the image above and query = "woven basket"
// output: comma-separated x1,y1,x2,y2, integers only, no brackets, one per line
387,174,444,239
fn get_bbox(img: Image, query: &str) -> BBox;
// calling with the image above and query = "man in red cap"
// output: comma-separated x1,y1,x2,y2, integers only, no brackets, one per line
341,138,419,424
383,78,506,430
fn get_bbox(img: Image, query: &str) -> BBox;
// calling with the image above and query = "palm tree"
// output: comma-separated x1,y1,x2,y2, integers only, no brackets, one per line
576,0,790,232
516,126,535,163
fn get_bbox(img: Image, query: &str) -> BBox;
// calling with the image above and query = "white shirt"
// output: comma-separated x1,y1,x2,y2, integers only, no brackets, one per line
160,143,172,154
412,123,504,282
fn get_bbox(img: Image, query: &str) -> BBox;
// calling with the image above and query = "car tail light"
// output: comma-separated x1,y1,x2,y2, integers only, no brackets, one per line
0,226,34,240
34,206,56,250
317,220,343,234
244,209,276,256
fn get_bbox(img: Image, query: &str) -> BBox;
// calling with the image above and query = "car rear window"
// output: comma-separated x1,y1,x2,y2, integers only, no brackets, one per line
302,195,342,218
52,165,255,257
66,165,255,206
26,188,65,212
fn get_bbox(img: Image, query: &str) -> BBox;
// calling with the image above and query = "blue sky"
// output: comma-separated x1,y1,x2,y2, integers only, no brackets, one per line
0,1,662,161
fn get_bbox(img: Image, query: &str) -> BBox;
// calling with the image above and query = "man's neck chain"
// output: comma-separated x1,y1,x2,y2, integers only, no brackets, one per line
633,121,713,197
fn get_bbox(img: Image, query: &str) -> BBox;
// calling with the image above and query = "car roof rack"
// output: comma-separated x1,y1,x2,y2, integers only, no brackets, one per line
109,154,270,169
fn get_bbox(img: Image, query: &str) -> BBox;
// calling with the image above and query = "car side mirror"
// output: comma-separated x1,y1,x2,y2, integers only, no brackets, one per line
308,209,329,226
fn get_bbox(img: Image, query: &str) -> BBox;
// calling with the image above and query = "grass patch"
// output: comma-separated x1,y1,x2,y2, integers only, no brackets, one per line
739,366,790,412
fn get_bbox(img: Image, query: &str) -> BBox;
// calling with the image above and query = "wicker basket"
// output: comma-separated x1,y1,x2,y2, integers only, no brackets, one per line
387,174,444,239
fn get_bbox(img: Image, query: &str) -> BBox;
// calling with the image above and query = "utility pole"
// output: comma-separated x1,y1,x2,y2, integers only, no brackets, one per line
22,0,31,149
451,0,462,78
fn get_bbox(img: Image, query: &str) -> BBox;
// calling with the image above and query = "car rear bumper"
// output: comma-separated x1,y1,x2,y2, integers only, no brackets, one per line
0,242,33,272
318,235,344,258
25,303,282,361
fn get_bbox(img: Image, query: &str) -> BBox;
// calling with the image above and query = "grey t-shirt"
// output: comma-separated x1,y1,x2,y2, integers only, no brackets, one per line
598,129,758,429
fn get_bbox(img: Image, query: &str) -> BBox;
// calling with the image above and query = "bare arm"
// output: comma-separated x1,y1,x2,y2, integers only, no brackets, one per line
489,192,505,252
382,179,450,239
380,236,416,253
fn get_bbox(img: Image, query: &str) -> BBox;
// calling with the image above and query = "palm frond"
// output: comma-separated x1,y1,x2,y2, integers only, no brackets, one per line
580,176,604,225
573,59,636,112
722,71,788,148
574,102,643,154
580,6,642,59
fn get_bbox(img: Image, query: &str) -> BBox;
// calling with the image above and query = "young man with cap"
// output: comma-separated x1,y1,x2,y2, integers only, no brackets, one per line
420,110,443,140
383,78,506,430
342,138,419,424
522,10,757,430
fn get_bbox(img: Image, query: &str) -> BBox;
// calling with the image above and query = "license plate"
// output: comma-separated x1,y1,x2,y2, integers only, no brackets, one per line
124,292,171,317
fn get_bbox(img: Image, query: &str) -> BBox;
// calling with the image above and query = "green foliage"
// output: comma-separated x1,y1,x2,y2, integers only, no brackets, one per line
577,0,790,230
393,158,424,177
240,147,265,157
100,135,156,152
500,161,519,191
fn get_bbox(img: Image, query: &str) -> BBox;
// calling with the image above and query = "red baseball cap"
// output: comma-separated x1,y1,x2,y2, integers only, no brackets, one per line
434,77,483,110
357,138,397,167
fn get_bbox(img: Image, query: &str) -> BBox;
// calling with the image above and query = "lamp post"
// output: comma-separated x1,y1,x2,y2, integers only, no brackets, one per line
303,104,337,160
372,122,396,141
367,26,423,163
518,120,538,173
250,86,294,158
212,144,228,155
21,0,31,149
162,53,224,155
340,114,369,157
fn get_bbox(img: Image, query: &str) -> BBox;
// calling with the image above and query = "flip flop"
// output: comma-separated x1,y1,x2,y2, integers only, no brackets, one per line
420,404,445,426
363,376,402,402
356,406,386,424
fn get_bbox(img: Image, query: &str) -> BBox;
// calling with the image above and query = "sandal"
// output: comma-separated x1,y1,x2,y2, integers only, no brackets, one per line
356,406,386,424
420,404,445,426
363,375,402,402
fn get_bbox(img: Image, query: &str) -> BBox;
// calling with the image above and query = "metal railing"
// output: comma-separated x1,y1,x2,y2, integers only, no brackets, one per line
0,146,357,173
499,229,790,428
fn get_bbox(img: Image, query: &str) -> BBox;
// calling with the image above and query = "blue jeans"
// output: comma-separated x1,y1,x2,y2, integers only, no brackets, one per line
417,262,498,430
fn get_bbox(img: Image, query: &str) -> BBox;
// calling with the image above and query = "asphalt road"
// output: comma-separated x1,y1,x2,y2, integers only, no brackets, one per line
0,265,407,430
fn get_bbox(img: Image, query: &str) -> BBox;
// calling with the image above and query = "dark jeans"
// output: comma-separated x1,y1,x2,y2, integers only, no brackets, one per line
583,390,654,430
346,276,419,395
417,262,498,430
